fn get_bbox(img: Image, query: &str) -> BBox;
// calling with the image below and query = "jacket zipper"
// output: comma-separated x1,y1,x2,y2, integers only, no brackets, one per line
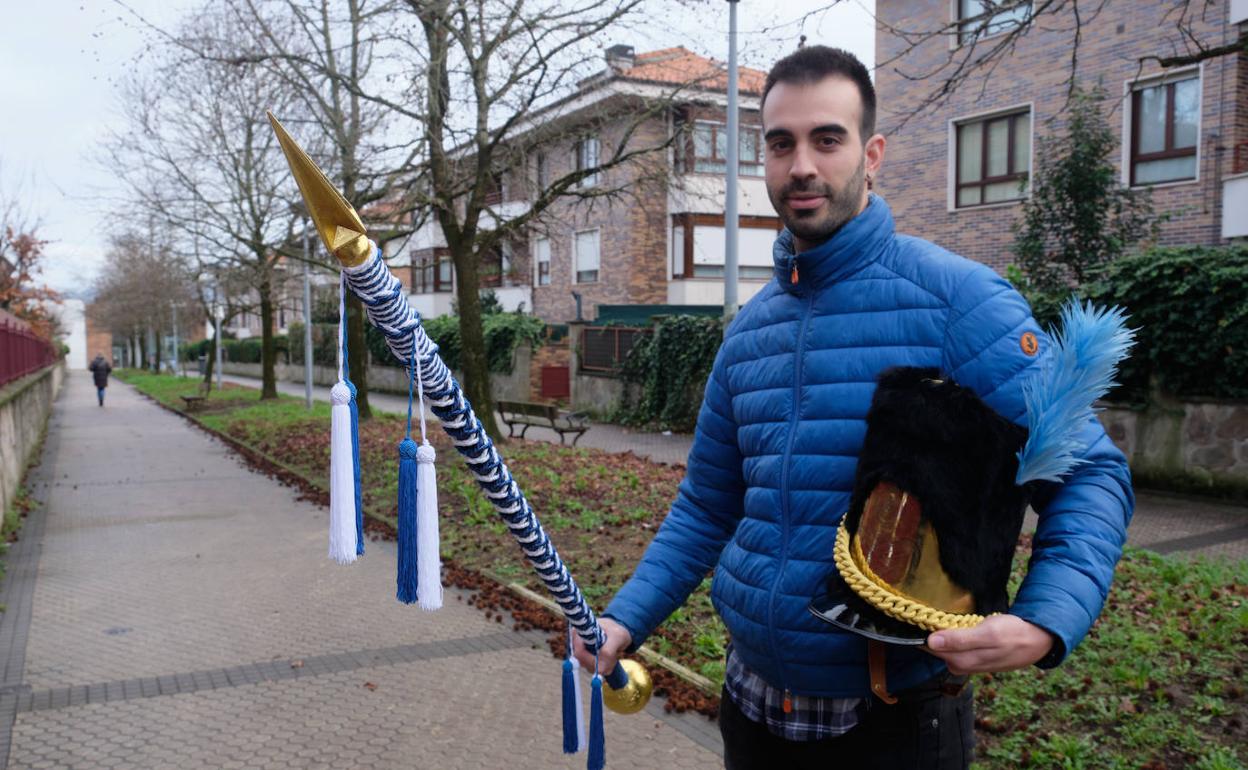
767,289,814,697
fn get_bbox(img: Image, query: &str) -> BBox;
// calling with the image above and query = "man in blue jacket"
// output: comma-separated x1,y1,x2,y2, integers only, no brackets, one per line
575,46,1132,768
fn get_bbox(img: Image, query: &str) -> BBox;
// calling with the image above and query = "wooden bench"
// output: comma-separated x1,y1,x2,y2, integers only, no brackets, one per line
180,381,210,412
497,400,589,446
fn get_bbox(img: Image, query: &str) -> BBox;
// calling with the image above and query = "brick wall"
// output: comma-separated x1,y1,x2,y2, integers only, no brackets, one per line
83,311,114,365
528,112,672,322
528,339,572,402
875,1,1243,273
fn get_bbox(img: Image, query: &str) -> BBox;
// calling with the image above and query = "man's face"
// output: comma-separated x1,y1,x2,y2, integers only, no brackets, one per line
762,75,884,252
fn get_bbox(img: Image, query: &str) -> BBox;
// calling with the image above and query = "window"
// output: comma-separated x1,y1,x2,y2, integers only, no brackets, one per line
574,230,600,284
535,152,549,191
670,214,781,279
483,172,503,205
413,251,453,294
576,137,600,187
690,121,764,176
480,241,513,288
534,238,551,286
954,109,1030,208
1131,74,1199,185
957,1,1031,44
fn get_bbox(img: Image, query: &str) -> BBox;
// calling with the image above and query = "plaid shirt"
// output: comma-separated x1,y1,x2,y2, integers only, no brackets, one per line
723,646,866,742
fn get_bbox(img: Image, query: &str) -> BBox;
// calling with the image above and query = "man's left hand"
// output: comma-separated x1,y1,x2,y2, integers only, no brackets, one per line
925,615,1055,674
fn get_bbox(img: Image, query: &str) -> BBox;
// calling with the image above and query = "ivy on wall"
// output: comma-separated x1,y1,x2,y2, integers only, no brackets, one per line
613,315,724,433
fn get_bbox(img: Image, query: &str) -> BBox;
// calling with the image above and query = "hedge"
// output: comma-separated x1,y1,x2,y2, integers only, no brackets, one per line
1081,245,1248,402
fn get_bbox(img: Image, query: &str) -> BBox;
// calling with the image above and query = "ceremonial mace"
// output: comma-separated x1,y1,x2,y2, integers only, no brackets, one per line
267,113,652,716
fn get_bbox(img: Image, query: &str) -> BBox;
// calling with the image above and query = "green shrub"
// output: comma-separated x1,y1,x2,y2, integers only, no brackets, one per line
614,315,724,432
222,335,290,365
1082,245,1248,402
371,311,543,374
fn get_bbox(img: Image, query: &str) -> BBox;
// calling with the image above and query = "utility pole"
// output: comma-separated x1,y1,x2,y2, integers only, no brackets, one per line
213,282,223,391
302,222,314,410
723,0,741,331
171,302,180,376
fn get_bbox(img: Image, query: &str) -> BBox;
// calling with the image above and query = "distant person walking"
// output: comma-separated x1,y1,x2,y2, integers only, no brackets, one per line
89,353,112,407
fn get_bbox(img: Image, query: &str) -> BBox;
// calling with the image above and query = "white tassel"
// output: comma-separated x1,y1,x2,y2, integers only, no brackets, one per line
416,442,442,609
572,655,588,751
329,381,358,564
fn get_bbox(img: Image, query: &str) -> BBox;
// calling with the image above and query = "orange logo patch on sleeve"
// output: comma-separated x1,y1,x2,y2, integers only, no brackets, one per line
1020,332,1039,356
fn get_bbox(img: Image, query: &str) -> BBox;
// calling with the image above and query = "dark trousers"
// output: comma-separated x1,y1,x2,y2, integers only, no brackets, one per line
97,387,106,406
720,677,975,770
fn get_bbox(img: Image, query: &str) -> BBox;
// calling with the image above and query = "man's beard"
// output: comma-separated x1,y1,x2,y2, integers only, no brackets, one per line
768,158,866,246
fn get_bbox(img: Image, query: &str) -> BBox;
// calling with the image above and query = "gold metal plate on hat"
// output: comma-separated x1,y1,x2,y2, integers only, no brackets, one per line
856,482,975,615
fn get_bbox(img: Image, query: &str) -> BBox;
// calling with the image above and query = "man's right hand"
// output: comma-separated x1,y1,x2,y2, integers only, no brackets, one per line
572,617,633,676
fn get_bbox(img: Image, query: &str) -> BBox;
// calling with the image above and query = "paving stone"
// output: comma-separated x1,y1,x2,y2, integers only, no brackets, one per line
5,372,722,769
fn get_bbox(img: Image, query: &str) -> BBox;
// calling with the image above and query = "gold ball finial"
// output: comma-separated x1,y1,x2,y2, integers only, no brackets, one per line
601,659,653,715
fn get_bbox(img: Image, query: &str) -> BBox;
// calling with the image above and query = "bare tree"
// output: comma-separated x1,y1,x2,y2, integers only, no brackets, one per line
398,0,692,439
120,0,705,438
90,230,200,371
190,0,421,419
100,6,304,398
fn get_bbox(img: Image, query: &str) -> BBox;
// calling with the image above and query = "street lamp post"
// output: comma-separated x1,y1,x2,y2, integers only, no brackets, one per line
213,283,224,391
302,222,314,409
723,0,741,331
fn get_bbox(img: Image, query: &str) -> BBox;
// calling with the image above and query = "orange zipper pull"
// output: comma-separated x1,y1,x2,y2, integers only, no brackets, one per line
790,263,799,284
783,689,793,714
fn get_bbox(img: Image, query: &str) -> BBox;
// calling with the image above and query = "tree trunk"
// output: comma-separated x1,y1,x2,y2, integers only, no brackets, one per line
452,246,501,440
259,273,278,399
347,294,371,420
154,328,164,373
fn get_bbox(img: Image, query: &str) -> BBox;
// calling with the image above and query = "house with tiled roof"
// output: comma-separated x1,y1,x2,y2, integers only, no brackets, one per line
402,45,780,325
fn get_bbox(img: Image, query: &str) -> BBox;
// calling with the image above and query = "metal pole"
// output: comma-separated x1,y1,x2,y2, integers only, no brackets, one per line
171,303,180,377
723,0,740,330
214,284,223,391
302,223,314,410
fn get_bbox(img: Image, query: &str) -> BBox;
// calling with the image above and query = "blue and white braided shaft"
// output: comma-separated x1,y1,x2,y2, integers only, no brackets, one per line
342,247,629,689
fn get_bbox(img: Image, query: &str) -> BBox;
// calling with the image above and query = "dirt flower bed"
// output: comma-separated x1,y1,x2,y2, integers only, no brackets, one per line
120,372,1248,769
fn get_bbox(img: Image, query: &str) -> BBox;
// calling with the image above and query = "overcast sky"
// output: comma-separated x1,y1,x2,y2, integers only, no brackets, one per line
0,0,875,297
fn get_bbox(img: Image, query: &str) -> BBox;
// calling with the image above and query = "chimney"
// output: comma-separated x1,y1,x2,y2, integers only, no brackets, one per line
605,44,635,74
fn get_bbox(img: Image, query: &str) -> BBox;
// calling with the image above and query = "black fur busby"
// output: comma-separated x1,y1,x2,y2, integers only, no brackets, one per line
811,301,1135,646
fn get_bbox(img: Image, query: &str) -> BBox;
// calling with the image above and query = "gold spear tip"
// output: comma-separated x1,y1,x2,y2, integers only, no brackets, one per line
266,111,372,267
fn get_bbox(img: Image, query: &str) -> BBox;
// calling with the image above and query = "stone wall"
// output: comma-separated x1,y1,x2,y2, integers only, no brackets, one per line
1102,399,1248,496
0,363,66,515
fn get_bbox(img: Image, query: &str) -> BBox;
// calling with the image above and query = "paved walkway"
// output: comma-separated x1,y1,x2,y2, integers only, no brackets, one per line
220,373,1248,561
0,372,721,769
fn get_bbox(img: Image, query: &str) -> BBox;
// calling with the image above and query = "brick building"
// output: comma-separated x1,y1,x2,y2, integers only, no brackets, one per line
874,0,1248,273
402,46,782,324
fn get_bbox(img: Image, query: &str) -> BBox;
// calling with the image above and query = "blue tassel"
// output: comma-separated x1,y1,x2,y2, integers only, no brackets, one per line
562,658,578,754
587,673,605,770
396,438,420,603
347,379,364,555
1016,300,1135,484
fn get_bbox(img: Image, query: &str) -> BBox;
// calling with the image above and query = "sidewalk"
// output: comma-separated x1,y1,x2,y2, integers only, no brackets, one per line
219,372,1248,561
0,371,721,769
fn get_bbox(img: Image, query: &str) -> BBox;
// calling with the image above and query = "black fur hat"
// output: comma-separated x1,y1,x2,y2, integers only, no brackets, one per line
809,366,1030,645
811,302,1134,648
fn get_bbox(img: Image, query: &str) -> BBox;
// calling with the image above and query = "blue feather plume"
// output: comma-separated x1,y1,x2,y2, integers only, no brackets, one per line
1015,300,1135,485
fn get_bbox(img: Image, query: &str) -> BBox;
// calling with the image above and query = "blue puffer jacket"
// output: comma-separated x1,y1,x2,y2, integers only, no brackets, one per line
604,195,1134,698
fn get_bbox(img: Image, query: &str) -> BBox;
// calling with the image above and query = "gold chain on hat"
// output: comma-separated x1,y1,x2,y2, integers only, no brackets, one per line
833,519,990,632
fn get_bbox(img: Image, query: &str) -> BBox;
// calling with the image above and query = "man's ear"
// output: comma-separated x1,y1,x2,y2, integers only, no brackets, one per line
865,133,886,180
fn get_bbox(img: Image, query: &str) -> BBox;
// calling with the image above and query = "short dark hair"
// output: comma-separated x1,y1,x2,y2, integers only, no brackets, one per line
762,46,876,141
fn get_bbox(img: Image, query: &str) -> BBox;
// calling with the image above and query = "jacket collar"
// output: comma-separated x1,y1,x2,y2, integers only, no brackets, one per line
773,193,893,294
